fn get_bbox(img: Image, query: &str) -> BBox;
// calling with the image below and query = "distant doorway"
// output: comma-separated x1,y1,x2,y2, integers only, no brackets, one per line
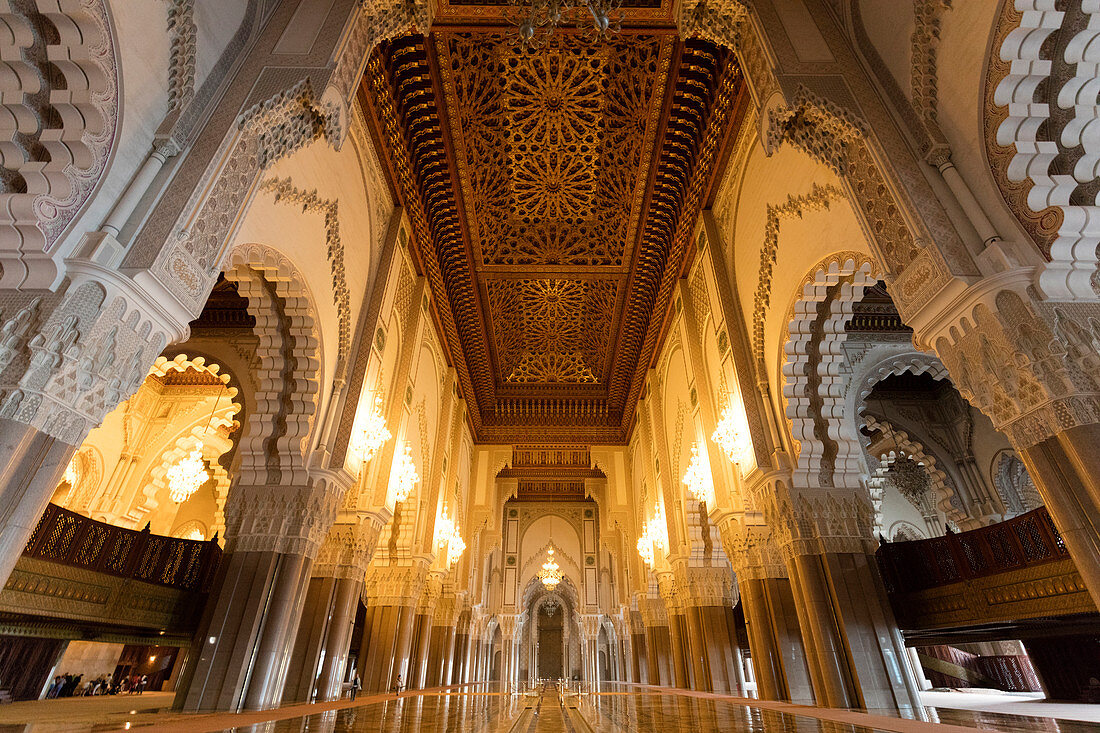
537,604,563,679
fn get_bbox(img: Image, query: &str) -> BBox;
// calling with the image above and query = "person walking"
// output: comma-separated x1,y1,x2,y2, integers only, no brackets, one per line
350,674,361,701
392,675,403,695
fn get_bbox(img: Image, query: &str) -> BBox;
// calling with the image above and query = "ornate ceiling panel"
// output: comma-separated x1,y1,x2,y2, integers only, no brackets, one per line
362,28,745,442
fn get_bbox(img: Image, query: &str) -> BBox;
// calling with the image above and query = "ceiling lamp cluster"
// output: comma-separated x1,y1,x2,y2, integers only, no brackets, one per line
712,400,753,471
435,507,467,568
508,0,623,48
538,546,563,590
391,444,420,504
636,502,667,569
168,446,208,504
356,395,391,465
682,442,714,507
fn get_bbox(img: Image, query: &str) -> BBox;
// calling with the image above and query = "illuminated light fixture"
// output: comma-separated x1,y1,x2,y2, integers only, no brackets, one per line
712,401,753,468
683,442,715,507
392,443,420,504
508,0,622,48
183,527,206,542
435,507,466,567
636,502,668,569
169,388,225,504
63,455,79,486
538,547,563,591
167,446,207,504
356,395,391,465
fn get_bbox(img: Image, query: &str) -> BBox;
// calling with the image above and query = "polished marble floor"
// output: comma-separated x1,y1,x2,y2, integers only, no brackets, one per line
0,684,1098,732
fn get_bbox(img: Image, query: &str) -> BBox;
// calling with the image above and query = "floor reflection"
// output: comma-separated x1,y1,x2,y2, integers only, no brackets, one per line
222,692,521,733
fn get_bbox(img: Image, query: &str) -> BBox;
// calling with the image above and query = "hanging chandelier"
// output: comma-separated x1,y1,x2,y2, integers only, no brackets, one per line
357,395,391,464
538,547,563,590
636,502,667,568
542,597,559,615
712,402,753,470
435,508,467,567
168,446,208,504
508,0,623,48
391,443,420,504
683,442,714,507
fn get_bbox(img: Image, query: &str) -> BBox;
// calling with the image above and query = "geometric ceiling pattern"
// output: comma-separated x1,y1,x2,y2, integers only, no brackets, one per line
362,23,745,442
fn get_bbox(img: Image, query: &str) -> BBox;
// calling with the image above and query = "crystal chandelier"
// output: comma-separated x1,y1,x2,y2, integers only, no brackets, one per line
712,402,753,470
636,502,668,568
538,547,563,590
542,597,560,615
683,442,714,507
391,443,420,504
168,446,208,504
356,395,391,465
508,0,623,47
435,508,467,567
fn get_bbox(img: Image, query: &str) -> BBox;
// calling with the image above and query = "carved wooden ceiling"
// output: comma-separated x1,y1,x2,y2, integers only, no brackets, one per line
361,23,746,443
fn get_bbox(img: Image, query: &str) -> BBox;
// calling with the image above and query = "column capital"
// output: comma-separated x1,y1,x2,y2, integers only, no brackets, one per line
363,561,429,607
913,275,1100,449
224,482,344,558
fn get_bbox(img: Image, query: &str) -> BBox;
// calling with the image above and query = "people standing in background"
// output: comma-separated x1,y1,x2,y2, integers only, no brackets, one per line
351,674,361,701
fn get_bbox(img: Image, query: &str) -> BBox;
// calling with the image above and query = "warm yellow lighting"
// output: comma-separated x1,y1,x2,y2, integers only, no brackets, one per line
148,656,156,663
636,502,668,569
712,402,753,470
183,527,205,542
538,547,563,590
356,395,391,465
391,443,420,503
434,508,466,567
682,442,714,506
63,455,79,486
167,446,208,504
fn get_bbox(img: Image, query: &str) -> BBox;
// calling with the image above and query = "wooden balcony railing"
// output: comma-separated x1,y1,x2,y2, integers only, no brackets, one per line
876,507,1067,594
22,503,221,592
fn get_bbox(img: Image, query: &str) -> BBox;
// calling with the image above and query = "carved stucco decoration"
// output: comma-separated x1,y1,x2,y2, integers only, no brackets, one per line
259,177,351,379
779,254,879,489
0,0,119,277
222,243,321,486
0,283,168,444
982,0,1064,270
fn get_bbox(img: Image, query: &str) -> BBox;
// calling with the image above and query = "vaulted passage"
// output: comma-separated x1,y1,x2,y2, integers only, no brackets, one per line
0,0,1099,730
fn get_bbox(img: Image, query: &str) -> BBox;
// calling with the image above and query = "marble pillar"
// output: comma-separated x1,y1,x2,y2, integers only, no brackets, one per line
283,576,335,703
630,631,647,683
407,613,433,689
175,549,313,711
738,576,814,703
786,550,918,710
357,603,417,692
1019,425,1100,606
0,420,79,588
684,605,742,694
313,576,362,700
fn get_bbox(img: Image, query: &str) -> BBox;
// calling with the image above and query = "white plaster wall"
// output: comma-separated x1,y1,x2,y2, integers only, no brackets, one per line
55,641,124,682
857,0,915,104
194,0,248,92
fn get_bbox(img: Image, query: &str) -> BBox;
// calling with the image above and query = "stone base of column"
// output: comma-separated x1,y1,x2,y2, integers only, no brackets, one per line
0,419,78,589
1020,425,1100,608
356,604,416,693
174,550,312,712
789,551,918,710
644,624,673,685
740,576,814,703
686,605,743,694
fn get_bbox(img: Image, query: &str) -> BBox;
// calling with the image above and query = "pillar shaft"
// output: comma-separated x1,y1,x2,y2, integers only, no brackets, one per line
314,576,362,700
